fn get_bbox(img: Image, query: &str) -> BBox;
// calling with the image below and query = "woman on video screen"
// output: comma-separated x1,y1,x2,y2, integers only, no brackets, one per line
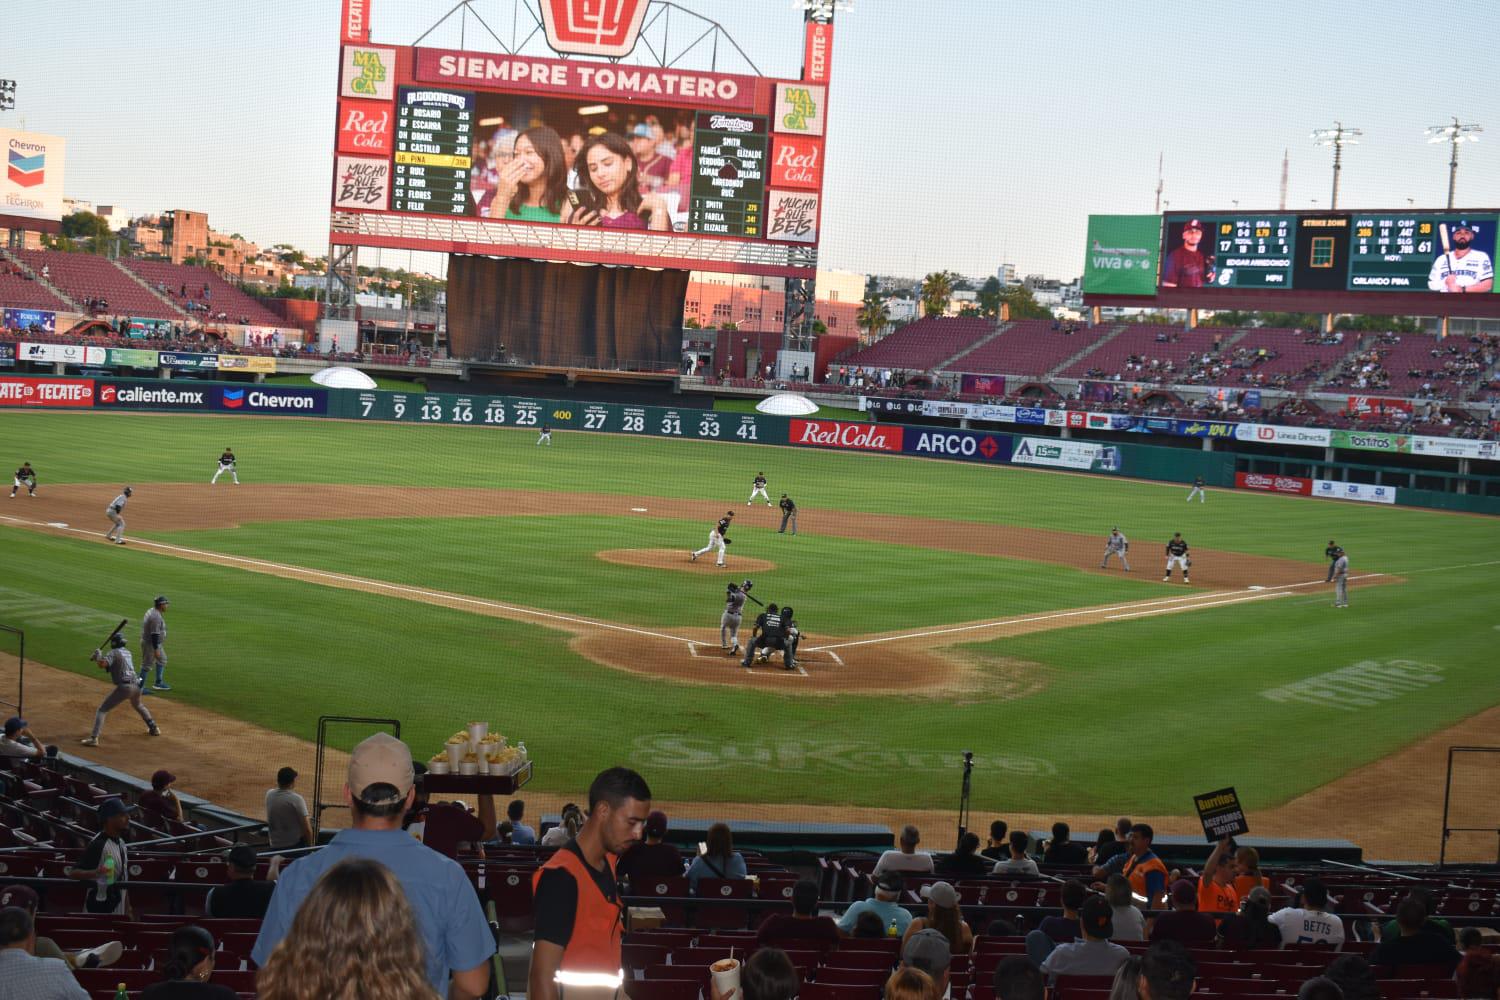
479,125,569,222
563,132,670,231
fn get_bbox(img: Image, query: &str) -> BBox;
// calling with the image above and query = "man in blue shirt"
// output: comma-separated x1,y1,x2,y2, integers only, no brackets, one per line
508,799,538,845
836,870,913,937
252,733,495,999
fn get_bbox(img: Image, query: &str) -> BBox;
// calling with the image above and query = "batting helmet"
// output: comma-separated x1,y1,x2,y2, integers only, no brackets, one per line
123,486,134,496
154,595,169,607
109,633,127,648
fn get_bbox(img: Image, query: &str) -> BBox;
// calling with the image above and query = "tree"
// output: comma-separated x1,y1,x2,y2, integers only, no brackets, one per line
60,211,115,254
684,317,701,329
720,321,739,331
856,297,890,342
1000,284,1052,321
920,270,957,317
978,276,1003,319
811,319,828,335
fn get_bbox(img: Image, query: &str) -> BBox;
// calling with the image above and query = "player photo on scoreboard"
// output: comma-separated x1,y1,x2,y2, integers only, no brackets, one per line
1159,217,1217,288
1347,213,1498,294
1423,218,1494,294
466,93,698,233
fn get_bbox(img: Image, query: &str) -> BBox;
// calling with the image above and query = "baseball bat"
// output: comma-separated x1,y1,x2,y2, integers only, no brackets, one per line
743,592,764,608
93,619,127,663
1439,223,1455,287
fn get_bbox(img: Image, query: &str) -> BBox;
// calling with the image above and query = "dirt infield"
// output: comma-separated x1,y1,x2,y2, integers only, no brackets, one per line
8,648,1491,861
598,549,779,575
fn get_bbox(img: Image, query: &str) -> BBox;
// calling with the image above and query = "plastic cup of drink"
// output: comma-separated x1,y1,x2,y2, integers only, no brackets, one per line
710,958,740,997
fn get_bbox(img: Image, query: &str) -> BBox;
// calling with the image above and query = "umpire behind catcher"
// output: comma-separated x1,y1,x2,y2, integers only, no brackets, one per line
741,604,801,671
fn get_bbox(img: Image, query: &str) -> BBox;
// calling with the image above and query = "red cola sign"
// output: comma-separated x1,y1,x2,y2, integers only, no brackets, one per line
1236,471,1311,496
791,419,903,452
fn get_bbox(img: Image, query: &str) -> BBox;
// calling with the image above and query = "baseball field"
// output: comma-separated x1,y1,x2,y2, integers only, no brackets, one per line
1,407,1497,859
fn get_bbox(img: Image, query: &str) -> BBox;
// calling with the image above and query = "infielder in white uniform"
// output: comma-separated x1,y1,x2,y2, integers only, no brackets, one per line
104,487,132,544
1164,532,1190,583
211,447,238,484
747,472,771,506
1101,528,1130,571
1332,551,1350,608
1428,221,1494,293
690,511,734,567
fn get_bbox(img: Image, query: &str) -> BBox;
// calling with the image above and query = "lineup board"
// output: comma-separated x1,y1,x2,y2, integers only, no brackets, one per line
391,87,474,215
687,112,769,237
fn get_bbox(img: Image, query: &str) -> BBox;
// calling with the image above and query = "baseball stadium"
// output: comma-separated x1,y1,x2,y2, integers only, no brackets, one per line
2,1,1499,998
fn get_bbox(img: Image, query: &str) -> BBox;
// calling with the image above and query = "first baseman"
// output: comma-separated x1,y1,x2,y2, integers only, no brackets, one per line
1186,476,1207,503
690,511,734,567
1324,540,1343,583
10,461,36,498
748,472,771,506
1164,532,1190,583
1332,550,1350,608
104,487,133,545
211,447,238,485
138,595,170,692
82,633,160,745
1101,528,1130,571
720,580,753,655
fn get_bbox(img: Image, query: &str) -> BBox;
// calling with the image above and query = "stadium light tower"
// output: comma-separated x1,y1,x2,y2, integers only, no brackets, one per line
1311,122,1362,209
1426,118,1482,209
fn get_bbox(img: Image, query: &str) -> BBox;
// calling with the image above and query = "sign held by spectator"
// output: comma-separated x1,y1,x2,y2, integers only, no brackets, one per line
1194,786,1249,842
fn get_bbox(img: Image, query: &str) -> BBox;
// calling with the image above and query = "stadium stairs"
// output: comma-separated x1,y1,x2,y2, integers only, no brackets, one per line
1045,323,1129,378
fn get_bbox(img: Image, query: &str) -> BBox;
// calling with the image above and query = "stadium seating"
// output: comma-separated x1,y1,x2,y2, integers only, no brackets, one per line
838,317,995,373
1059,324,1212,380
15,249,183,320
0,265,71,313
122,258,289,328
1200,327,1358,390
945,320,1108,379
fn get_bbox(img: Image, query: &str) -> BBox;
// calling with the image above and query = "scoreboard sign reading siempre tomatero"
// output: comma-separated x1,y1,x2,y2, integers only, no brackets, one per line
329,24,832,276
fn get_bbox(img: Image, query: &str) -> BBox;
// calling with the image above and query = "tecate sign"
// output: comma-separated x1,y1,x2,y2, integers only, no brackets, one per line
0,376,94,407
539,0,651,58
790,419,902,452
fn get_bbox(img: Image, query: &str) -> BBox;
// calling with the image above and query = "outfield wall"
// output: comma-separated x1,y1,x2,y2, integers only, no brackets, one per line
2,374,1495,515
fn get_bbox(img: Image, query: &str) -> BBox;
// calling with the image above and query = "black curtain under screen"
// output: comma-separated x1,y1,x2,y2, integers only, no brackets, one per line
447,256,690,369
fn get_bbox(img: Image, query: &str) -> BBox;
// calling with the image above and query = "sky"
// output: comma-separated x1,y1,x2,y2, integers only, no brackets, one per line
6,0,1497,283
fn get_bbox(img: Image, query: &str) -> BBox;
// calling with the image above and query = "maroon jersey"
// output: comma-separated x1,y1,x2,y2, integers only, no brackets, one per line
1163,248,1211,287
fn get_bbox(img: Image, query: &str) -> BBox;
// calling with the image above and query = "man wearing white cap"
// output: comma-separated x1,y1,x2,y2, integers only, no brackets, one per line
252,732,495,999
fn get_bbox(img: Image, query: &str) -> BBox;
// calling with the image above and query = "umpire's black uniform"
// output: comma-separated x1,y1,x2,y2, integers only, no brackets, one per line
742,607,799,670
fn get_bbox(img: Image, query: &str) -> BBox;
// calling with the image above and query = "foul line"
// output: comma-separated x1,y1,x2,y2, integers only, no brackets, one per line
1105,591,1291,620
0,515,697,646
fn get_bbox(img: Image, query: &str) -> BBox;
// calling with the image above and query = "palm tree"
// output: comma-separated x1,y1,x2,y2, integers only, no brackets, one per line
856,298,891,343
920,271,957,317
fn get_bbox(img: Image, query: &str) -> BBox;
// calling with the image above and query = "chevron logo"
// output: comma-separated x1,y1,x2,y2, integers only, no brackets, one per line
7,148,45,188
222,388,245,409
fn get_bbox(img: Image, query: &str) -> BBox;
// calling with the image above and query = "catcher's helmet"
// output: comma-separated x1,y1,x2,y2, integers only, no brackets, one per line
781,605,794,619
109,633,127,648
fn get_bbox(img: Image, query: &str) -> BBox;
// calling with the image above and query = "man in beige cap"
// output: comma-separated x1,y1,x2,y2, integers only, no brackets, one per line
252,732,495,999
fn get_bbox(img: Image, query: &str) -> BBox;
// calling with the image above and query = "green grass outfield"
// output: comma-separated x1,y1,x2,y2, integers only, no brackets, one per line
0,408,1496,814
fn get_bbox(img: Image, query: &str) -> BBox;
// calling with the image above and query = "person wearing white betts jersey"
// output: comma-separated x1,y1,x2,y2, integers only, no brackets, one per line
747,472,771,506
1428,220,1494,293
104,487,132,545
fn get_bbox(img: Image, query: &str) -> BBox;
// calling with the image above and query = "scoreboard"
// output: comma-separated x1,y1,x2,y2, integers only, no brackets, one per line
1159,209,1498,295
391,87,473,215
688,112,769,238
1203,215,1295,288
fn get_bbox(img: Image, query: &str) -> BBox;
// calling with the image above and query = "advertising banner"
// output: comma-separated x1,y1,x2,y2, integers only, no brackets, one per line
333,155,391,211
1242,389,1262,409
1194,787,1249,842
538,0,652,58
337,99,393,156
97,382,214,410
341,0,370,43
1127,417,1177,435
127,317,175,337
1014,406,1047,425
1330,429,1411,455
341,46,396,101
790,419,903,453
1081,215,1161,295
1410,436,1499,461
959,374,1006,397
3,308,55,333
218,386,327,415
862,397,925,416
1312,480,1398,504
902,429,1010,464
804,21,833,84
1011,437,1122,472
19,342,105,365
1347,395,1414,420
158,351,220,370
0,376,94,407
1044,409,1067,427
766,190,819,244
1236,471,1313,496
1,129,67,223
1233,423,1332,447
1175,419,1237,439
216,356,277,373
0,344,13,368
774,82,826,136
106,348,160,369
769,135,824,192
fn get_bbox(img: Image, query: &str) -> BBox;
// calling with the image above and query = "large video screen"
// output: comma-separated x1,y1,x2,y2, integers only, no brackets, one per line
1160,211,1496,294
332,45,828,276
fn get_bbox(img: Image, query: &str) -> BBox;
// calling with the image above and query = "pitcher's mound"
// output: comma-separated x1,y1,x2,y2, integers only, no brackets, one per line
597,549,778,573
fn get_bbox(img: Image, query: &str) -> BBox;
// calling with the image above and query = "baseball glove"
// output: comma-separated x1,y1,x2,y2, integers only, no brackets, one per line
723,538,733,545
